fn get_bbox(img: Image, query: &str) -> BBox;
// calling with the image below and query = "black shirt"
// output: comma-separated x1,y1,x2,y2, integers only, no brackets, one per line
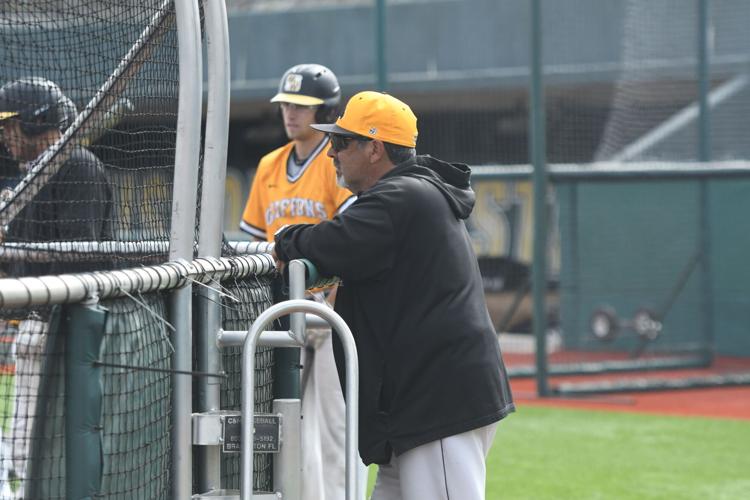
3,146,112,276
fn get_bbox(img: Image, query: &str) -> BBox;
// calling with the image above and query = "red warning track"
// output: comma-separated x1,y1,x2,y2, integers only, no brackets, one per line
505,354,750,420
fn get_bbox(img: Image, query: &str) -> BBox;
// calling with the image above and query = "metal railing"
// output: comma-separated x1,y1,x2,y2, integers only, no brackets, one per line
236,299,359,500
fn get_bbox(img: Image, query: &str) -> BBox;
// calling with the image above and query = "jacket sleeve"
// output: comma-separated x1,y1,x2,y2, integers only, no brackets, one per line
274,193,395,282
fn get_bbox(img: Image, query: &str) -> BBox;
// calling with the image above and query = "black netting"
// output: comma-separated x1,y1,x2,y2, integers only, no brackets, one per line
0,307,60,499
0,0,279,495
0,294,173,499
99,295,172,499
0,0,179,276
0,263,278,496
220,272,275,493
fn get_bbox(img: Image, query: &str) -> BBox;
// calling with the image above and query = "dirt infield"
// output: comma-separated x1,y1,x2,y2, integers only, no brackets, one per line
510,377,750,420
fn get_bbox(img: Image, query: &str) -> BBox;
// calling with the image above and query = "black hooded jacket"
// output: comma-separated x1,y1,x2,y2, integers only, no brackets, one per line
275,154,515,465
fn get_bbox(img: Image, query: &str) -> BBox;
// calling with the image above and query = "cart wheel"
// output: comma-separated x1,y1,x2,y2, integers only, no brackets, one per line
590,307,619,341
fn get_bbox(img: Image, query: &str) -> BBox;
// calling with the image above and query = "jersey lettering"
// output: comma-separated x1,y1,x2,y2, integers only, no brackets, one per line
265,197,329,227
241,139,355,241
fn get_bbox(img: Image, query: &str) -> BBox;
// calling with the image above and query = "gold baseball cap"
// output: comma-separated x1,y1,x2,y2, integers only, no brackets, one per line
311,91,418,148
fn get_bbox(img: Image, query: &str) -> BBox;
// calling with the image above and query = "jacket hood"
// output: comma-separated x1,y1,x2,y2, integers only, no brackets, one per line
384,154,475,219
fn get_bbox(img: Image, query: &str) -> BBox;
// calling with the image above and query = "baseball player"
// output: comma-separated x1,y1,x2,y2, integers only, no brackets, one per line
0,76,112,275
239,64,363,500
0,77,112,498
240,64,355,240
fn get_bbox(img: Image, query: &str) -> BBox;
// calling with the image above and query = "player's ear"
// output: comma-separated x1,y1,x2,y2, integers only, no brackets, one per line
368,139,385,164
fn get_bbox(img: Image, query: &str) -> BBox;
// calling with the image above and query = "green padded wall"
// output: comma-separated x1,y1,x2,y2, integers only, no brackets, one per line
558,180,709,354
709,179,750,356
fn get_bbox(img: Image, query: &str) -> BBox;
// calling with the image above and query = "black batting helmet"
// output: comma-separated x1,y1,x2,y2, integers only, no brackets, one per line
271,64,341,123
0,77,77,136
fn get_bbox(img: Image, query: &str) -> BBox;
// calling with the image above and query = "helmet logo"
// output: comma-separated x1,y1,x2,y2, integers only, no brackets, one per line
31,103,53,119
369,127,377,135
283,73,303,93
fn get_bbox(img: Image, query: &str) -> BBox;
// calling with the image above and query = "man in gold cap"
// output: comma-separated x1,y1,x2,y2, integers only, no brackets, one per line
274,91,515,500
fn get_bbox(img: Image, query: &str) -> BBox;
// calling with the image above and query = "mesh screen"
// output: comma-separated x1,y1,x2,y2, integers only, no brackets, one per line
405,0,750,169
0,308,61,499
99,295,173,499
554,178,708,365
0,294,173,499
0,0,280,494
227,0,369,12
219,273,275,493
594,0,750,162
0,268,278,496
0,0,179,276
441,1,750,390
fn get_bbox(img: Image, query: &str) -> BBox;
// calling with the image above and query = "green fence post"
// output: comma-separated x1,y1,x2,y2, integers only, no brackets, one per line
65,301,108,500
530,0,549,396
272,277,300,399
375,0,388,91
697,0,711,162
697,0,714,366
273,348,301,399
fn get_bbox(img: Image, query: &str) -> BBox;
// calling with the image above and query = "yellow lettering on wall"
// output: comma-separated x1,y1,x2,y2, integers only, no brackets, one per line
470,182,512,257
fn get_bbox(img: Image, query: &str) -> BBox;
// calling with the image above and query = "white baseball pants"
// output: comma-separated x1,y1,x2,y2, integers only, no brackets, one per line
8,317,48,499
370,421,498,500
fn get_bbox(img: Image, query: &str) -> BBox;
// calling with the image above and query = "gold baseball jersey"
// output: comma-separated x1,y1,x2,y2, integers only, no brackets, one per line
240,138,355,241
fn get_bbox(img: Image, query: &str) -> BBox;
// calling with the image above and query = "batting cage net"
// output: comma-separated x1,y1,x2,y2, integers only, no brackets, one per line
0,1,180,496
0,296,174,499
219,273,275,493
466,0,750,393
0,1,284,495
593,0,750,163
0,254,277,497
0,0,180,276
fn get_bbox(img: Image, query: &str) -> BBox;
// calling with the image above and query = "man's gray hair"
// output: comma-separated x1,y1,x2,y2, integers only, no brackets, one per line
383,142,416,165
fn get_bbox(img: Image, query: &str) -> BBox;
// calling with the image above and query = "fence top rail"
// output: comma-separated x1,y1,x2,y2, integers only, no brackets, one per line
471,160,750,181
0,240,273,263
228,240,274,255
0,253,276,310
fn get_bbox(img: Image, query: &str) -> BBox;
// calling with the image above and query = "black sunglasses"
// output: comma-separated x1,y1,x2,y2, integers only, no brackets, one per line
328,134,372,153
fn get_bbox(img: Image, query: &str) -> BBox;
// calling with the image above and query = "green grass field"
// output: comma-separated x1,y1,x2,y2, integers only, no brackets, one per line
367,406,750,499
4,370,749,499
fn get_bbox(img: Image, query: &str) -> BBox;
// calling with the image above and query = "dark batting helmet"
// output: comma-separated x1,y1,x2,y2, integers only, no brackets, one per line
0,77,77,136
270,64,341,123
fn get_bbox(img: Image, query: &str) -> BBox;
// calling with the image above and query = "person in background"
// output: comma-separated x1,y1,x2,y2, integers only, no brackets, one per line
0,76,111,276
239,64,364,500
0,77,111,498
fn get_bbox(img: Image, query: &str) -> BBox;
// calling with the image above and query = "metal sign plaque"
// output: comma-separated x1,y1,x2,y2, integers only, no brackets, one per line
221,414,280,454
